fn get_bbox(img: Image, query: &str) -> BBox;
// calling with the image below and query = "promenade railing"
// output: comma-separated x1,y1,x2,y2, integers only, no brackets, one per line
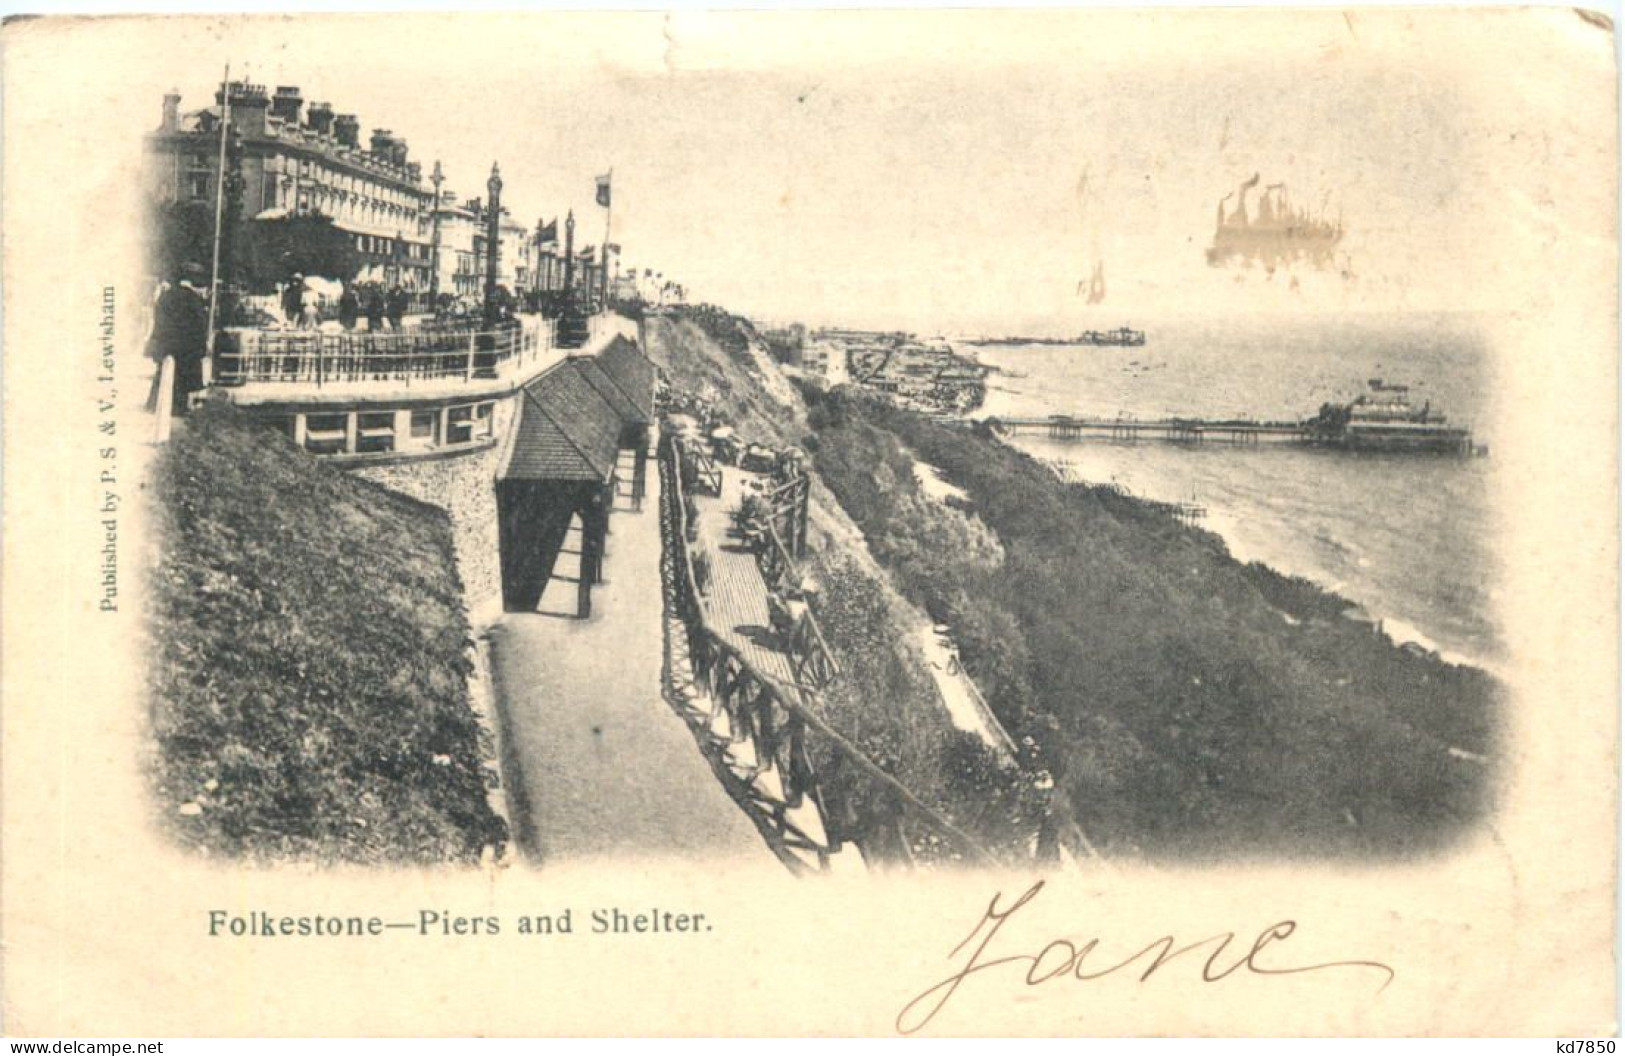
213,321,556,388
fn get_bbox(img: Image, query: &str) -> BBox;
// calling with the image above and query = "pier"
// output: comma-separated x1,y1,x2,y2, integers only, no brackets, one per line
989,413,1479,455
992,414,1308,444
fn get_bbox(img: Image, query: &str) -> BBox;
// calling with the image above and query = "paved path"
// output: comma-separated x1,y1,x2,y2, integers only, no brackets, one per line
689,467,798,685
487,448,770,864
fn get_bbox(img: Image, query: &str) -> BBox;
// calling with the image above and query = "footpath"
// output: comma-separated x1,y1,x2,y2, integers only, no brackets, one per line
487,447,769,864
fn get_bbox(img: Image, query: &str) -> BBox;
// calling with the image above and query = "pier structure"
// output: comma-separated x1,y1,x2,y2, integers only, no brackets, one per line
990,413,1477,455
996,414,1307,445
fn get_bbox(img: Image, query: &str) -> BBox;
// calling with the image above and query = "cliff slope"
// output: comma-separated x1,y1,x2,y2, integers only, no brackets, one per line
145,404,505,864
646,310,1040,861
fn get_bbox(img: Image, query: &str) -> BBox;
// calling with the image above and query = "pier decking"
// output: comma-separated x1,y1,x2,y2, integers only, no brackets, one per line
991,414,1308,444
990,413,1479,454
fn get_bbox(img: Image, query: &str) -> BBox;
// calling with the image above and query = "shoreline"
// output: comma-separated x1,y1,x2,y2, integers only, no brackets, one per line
992,428,1499,678
948,336,1497,677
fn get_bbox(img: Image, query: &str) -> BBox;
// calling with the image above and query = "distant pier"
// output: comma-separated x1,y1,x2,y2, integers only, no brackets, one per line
989,414,1479,455
992,415,1307,444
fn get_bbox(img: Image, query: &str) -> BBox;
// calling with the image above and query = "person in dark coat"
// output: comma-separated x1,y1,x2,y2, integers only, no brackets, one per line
364,284,385,332
337,282,359,331
385,285,407,331
280,273,303,326
145,270,210,415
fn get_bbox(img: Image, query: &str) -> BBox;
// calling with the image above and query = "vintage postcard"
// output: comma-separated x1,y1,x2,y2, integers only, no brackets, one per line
0,8,1616,1038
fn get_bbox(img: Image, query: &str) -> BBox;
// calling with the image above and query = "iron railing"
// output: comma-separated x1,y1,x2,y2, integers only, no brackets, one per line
212,321,556,388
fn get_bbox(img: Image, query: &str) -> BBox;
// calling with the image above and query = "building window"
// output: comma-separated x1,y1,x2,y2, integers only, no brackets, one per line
304,412,348,455
356,411,395,454
447,405,475,445
409,409,439,448
446,402,494,446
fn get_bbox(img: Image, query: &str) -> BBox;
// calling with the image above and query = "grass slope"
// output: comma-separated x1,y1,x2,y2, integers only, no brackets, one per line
799,384,1502,861
147,403,505,864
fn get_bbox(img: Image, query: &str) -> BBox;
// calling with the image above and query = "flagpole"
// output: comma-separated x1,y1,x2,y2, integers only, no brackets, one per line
601,166,612,309
202,62,232,387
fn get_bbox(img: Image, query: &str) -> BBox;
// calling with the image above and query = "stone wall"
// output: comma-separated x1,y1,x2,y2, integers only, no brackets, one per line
352,396,515,630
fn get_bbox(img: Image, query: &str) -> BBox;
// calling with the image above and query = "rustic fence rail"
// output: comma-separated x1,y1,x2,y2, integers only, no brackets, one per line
661,439,839,870
660,429,1001,870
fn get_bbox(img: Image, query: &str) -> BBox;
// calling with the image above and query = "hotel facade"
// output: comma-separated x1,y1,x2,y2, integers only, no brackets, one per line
147,81,543,297
147,81,442,290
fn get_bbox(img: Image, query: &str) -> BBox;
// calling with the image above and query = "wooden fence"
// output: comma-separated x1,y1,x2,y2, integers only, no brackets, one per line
660,431,1001,870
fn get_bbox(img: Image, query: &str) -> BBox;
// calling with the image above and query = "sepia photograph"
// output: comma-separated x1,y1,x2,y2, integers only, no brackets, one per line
1,8,1616,1038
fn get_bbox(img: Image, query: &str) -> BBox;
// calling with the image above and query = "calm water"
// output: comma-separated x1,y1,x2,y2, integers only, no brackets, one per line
959,313,1501,668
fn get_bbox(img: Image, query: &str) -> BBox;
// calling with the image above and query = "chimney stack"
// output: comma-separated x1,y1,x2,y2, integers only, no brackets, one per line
333,114,360,149
306,101,334,137
215,81,268,137
270,85,303,126
390,137,409,168
370,128,395,158
161,89,180,133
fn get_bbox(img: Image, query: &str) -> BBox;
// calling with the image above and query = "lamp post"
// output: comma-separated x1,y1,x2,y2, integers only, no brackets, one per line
562,209,575,301
429,160,443,304
483,162,502,326
534,218,546,300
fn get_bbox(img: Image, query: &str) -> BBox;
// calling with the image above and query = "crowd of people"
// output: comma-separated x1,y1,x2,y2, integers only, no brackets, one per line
278,273,415,332
145,266,536,417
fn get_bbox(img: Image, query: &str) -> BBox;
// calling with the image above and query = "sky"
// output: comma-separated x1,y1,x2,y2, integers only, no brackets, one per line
134,9,1614,335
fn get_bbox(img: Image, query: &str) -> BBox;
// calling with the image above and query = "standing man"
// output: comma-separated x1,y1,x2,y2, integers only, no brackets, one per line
145,266,210,415
364,284,385,332
281,272,303,327
337,281,359,331
386,284,407,331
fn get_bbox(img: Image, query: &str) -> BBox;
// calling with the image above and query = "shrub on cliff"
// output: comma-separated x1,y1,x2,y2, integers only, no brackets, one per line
675,304,757,365
799,382,1503,860
145,402,506,864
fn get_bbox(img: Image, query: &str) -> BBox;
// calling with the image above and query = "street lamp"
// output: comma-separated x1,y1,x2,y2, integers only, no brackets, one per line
483,162,502,326
562,210,575,301
429,160,443,304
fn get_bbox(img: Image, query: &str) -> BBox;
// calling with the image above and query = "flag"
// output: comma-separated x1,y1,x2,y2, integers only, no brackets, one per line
595,173,611,208
537,218,558,245
606,242,621,255
579,244,596,259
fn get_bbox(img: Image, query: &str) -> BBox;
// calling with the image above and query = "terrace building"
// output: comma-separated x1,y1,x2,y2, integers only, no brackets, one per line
433,193,481,300
147,81,439,291
147,83,653,626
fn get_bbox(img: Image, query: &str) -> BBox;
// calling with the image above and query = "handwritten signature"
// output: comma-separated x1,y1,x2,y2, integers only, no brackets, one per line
896,880,1395,1035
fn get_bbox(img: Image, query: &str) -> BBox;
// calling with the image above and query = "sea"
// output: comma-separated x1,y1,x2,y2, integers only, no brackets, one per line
955,312,1501,671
